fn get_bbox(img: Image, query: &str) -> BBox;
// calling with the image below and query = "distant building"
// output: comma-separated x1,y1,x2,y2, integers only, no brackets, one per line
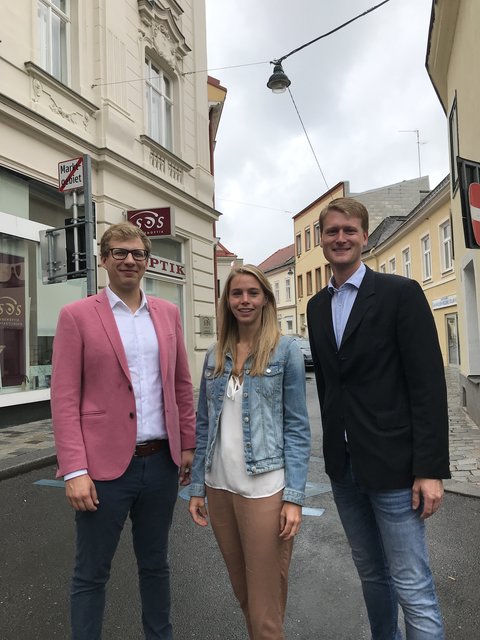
216,241,243,301
258,244,296,335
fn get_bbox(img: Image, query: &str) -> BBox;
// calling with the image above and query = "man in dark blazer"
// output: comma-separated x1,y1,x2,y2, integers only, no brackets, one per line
307,197,449,639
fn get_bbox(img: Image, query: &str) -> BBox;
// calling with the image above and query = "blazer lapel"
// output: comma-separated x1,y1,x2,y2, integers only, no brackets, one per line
315,290,337,350
340,267,375,348
94,290,131,381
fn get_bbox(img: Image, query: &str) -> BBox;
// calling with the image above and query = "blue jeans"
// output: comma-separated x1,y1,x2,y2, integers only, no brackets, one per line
71,448,178,640
331,460,444,640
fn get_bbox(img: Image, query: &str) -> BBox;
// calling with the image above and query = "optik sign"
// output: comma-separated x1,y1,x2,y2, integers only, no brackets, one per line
127,207,173,237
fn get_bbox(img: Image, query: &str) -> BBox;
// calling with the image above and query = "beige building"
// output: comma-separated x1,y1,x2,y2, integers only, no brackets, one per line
427,0,480,425
257,245,296,335
0,0,220,423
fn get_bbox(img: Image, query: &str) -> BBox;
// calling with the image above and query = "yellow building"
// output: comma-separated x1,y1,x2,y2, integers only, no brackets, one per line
427,0,480,425
364,177,458,365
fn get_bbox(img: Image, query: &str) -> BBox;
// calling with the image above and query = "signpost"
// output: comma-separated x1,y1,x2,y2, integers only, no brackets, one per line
40,154,96,295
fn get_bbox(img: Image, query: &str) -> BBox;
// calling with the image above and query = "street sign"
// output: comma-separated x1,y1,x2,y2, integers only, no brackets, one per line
468,182,480,245
58,157,84,192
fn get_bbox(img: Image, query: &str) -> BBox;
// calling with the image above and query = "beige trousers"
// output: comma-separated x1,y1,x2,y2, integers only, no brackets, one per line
206,486,294,640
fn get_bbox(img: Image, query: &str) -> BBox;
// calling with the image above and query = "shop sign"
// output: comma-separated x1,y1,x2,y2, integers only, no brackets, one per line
147,254,185,279
127,207,173,237
0,288,25,329
432,295,457,310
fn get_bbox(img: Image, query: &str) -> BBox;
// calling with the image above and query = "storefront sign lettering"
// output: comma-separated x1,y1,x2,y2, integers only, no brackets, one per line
147,255,185,279
127,207,172,237
0,290,25,328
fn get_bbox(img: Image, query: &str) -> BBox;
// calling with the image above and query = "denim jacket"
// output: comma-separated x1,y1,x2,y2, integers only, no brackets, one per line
190,336,311,505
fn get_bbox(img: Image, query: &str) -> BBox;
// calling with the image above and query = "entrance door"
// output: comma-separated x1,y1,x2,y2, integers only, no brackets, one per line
446,313,460,365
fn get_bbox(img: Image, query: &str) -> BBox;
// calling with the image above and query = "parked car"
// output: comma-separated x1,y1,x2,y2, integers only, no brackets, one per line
290,335,313,370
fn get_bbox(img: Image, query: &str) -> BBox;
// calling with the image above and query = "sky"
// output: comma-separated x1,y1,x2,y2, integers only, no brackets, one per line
204,0,449,265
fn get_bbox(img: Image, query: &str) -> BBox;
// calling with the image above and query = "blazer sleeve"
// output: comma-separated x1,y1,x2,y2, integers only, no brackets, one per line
50,306,88,476
396,278,450,479
173,306,196,451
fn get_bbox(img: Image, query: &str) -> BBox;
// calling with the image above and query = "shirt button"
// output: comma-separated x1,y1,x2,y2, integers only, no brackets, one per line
266,368,271,373
129,412,135,419
245,369,250,375
244,416,249,422
128,385,133,391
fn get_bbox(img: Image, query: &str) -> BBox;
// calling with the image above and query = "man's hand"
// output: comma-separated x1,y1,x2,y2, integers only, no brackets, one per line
65,475,99,512
279,502,302,540
412,478,444,519
189,496,209,526
179,449,195,486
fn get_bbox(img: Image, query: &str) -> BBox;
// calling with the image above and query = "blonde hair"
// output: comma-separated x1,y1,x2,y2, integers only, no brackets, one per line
319,197,369,233
215,264,280,377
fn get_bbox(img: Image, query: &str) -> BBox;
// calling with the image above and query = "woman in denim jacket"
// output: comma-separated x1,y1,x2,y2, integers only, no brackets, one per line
189,264,310,640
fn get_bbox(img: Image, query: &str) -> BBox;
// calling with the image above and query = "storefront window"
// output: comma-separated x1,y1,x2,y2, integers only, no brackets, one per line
0,232,85,393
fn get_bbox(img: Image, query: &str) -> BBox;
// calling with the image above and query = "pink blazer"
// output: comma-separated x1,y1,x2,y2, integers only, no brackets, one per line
50,289,196,480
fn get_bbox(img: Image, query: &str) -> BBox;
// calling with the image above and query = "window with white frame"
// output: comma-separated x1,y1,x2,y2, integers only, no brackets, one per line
379,263,386,274
295,234,302,256
402,247,411,278
306,271,312,295
285,277,291,301
145,58,173,151
305,227,311,251
388,257,396,274
421,234,432,280
37,0,70,83
439,220,453,272
274,281,280,303
314,222,320,246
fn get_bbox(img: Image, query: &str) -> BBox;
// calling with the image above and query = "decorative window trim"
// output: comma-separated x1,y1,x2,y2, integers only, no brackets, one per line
140,134,192,184
25,61,98,129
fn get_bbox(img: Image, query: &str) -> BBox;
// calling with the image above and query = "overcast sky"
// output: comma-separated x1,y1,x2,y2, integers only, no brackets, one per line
204,0,449,265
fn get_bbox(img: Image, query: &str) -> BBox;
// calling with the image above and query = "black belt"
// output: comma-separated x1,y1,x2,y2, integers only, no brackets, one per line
134,439,168,457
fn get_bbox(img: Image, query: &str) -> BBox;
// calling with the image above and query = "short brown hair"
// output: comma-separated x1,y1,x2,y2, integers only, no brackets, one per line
100,222,152,257
319,197,369,233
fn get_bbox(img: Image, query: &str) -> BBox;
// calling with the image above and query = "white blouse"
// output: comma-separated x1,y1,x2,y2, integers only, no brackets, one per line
205,375,285,498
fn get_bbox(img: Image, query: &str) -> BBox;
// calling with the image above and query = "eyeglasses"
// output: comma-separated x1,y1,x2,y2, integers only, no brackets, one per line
109,248,149,261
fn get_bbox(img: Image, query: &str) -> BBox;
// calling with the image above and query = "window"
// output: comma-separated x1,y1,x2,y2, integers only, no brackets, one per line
380,263,386,274
306,271,312,295
295,234,302,257
37,0,69,83
297,274,303,298
325,264,332,282
449,95,459,191
305,227,311,251
286,319,293,333
440,220,453,272
274,281,280,303
388,257,396,274
314,222,320,246
402,248,411,278
145,58,173,151
315,267,322,292
285,277,291,302
421,235,432,280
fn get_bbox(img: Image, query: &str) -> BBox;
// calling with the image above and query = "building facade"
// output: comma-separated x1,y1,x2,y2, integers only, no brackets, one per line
0,0,219,423
427,0,480,425
257,244,296,335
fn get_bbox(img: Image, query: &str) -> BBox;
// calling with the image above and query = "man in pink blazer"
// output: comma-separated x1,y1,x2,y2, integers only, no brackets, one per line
51,222,196,640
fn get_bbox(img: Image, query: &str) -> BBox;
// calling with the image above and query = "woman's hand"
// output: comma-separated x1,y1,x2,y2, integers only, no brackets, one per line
189,496,209,527
279,502,302,540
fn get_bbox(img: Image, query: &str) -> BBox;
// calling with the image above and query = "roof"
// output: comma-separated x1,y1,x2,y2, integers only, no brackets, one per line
216,242,236,258
257,244,295,273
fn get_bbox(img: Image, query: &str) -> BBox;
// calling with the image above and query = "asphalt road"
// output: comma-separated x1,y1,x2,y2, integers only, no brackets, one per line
1,375,479,639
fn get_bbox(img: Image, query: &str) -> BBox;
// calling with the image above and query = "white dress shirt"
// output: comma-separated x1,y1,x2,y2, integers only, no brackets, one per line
64,286,166,480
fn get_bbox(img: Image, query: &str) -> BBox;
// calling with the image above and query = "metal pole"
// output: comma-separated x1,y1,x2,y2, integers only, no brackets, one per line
72,190,80,273
83,154,96,296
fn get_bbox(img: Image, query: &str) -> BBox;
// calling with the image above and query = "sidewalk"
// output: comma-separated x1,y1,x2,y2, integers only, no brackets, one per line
1,367,480,497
